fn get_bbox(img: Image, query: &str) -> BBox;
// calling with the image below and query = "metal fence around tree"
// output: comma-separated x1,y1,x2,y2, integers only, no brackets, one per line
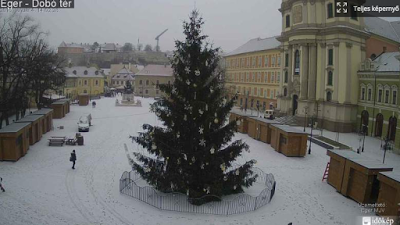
119,168,276,215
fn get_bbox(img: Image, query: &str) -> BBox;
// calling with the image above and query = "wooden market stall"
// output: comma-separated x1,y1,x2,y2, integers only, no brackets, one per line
326,150,360,192
247,117,280,143
340,157,393,204
51,101,66,119
57,99,70,115
270,124,308,157
376,172,400,216
229,108,256,134
32,108,54,133
78,94,90,106
0,122,31,161
15,115,45,145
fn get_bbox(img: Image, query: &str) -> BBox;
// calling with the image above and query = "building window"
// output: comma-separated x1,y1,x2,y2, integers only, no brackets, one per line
277,72,280,82
264,90,267,98
252,73,255,82
393,90,397,105
253,87,257,96
285,53,289,67
84,80,88,86
156,80,159,88
385,90,390,103
258,56,262,67
139,80,142,85
271,72,275,83
294,50,300,75
328,49,334,66
146,80,149,86
283,88,288,97
326,91,332,101
327,71,333,86
265,57,269,67
327,3,334,18
264,73,268,83
277,56,281,66
361,87,366,100
284,71,288,83
368,88,372,101
257,73,261,82
350,4,358,20
145,89,148,94
246,73,249,82
286,15,290,28
378,89,383,102
95,80,99,86
272,57,276,67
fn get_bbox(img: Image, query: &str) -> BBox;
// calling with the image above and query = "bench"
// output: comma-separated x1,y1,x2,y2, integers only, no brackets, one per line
49,137,65,146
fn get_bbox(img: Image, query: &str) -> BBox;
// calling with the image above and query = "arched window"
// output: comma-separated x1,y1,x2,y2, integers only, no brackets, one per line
360,110,369,134
327,71,333,86
283,88,288,97
294,50,300,75
84,80,87,86
326,91,332,102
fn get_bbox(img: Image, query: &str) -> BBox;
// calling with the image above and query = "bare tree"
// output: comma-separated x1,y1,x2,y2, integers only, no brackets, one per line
0,14,65,128
144,44,153,52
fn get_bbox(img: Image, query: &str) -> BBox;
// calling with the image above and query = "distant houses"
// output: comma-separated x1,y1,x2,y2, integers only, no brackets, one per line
58,42,123,54
63,66,105,100
134,64,173,98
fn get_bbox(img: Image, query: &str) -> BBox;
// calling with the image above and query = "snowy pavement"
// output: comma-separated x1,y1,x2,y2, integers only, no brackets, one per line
0,96,399,225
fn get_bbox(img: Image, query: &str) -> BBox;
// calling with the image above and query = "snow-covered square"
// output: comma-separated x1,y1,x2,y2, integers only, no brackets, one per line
0,96,399,225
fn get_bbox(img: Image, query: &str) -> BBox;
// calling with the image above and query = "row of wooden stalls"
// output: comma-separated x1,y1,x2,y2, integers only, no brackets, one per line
51,99,71,119
0,108,54,161
327,150,400,217
229,108,308,157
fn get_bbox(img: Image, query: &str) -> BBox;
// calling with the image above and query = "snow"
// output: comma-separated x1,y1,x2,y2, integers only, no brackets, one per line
1,96,399,225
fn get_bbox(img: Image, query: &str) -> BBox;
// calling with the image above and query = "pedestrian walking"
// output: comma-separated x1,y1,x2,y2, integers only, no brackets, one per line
70,150,77,169
0,177,5,192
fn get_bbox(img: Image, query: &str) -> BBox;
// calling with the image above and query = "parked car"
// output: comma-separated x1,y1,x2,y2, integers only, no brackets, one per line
78,114,92,132
264,110,275,120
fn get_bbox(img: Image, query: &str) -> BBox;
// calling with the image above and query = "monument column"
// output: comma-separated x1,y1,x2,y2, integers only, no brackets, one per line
308,43,317,100
300,43,309,100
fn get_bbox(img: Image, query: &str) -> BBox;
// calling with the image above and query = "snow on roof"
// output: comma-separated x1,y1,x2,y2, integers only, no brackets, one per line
101,43,117,51
32,108,53,115
373,52,400,72
65,66,104,78
380,171,400,183
365,17,400,43
224,36,281,57
328,149,360,159
14,115,44,123
135,64,173,77
0,122,30,133
271,124,307,134
58,42,85,48
349,158,393,170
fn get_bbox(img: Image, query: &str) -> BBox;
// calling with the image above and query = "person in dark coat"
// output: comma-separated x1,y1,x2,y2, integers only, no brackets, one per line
70,150,77,169
0,177,5,192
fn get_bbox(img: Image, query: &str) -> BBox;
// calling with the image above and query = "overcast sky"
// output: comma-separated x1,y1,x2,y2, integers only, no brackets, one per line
13,0,281,53
5,0,400,53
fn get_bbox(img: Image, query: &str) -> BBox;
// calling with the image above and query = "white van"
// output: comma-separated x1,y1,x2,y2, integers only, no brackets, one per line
78,114,92,132
264,110,275,120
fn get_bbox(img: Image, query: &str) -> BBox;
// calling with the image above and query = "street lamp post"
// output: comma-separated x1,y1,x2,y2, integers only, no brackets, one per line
308,116,314,155
362,124,368,152
303,106,308,132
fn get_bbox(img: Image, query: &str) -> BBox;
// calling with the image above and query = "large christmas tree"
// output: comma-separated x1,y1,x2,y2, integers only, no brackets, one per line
130,10,257,205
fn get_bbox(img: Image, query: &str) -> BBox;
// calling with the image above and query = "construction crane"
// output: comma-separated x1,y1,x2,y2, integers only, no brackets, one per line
155,29,168,52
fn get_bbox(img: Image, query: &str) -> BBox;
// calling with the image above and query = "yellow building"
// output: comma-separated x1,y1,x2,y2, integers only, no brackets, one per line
277,0,369,132
224,37,282,111
134,64,173,98
63,66,105,100
108,63,140,87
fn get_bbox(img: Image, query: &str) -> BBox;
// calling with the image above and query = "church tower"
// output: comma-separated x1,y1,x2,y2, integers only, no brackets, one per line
277,0,369,132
